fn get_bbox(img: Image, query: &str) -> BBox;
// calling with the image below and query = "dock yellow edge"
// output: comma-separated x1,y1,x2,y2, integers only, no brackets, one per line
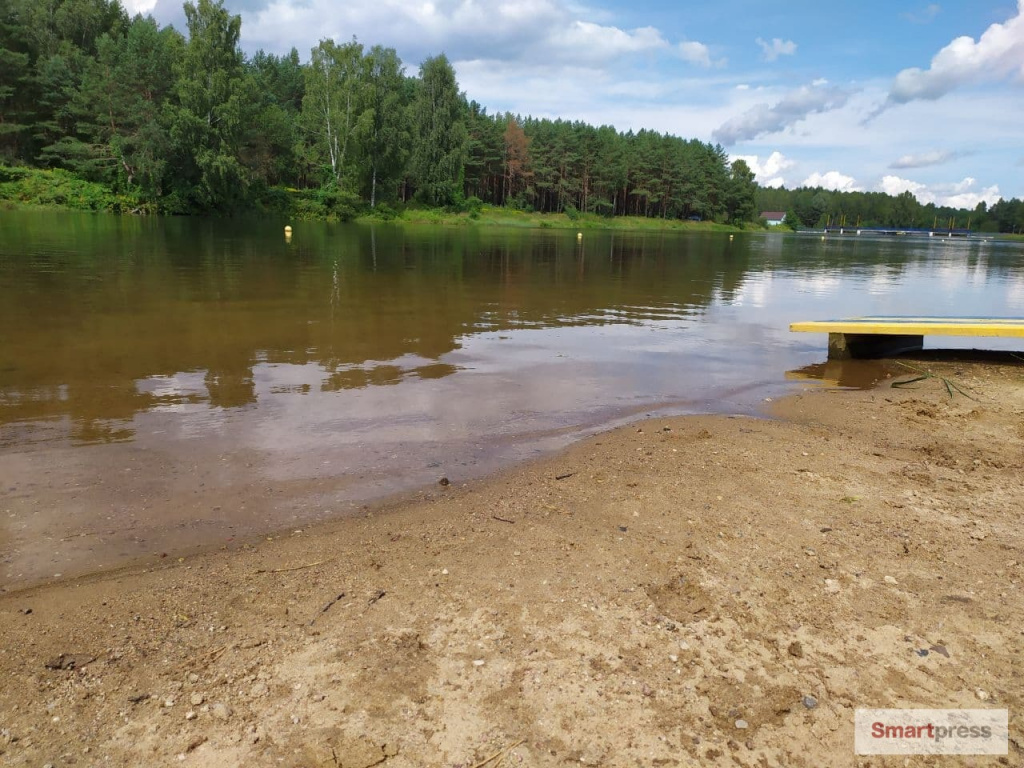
790,317,1024,338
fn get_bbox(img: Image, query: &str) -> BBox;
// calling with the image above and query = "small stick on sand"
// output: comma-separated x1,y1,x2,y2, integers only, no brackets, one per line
255,559,332,574
200,645,228,664
469,740,525,768
60,531,105,542
310,592,346,626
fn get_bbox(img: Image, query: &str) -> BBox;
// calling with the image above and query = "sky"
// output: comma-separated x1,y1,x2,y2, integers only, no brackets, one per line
126,0,1024,207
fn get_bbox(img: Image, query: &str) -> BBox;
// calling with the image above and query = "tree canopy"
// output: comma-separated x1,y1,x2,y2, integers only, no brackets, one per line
0,0,1018,231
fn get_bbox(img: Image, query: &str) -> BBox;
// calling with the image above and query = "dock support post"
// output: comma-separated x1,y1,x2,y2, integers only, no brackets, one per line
827,333,924,360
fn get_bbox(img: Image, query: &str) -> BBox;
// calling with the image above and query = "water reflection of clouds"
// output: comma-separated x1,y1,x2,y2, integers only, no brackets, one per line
137,372,208,413
225,316,785,480
1006,278,1024,311
933,259,989,293
9,230,1024,456
728,272,773,308
792,273,843,297
867,265,899,296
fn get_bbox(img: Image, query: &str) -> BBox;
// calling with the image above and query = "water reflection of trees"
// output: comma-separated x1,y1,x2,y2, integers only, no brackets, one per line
3,216,1013,444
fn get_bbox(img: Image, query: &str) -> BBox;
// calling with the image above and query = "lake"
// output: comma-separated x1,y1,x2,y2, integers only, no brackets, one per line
2,210,1023,586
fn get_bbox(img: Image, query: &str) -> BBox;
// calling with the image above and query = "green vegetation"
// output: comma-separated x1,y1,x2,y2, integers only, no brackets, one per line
1,0,1021,233
757,187,1024,235
0,164,138,212
0,0,755,225
382,204,753,231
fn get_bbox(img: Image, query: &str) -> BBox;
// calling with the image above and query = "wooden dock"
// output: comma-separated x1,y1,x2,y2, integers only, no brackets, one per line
822,226,972,238
790,316,1024,359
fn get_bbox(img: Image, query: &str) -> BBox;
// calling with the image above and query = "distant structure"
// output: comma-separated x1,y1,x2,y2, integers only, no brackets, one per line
760,211,787,227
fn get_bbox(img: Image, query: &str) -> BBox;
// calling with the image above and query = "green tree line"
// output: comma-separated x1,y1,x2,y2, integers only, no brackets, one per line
1,0,1019,232
756,184,1023,235
0,0,758,221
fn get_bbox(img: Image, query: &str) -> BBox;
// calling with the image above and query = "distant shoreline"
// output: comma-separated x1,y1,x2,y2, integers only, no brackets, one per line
360,206,761,232
0,164,760,233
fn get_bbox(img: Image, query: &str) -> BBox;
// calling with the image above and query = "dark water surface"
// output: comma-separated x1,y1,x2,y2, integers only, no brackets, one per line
2,211,1023,585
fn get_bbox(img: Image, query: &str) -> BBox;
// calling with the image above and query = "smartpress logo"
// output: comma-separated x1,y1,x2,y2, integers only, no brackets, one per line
855,708,1008,755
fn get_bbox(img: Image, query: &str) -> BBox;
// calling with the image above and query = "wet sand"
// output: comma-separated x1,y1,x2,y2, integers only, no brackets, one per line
0,355,1022,767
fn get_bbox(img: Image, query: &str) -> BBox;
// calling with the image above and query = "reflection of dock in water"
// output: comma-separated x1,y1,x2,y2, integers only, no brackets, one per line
786,360,891,390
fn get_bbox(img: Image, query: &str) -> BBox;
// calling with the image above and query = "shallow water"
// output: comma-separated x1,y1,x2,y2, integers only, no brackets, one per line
2,211,1023,585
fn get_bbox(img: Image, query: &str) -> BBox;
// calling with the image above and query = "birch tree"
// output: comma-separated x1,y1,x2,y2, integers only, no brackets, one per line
359,45,408,207
301,38,363,188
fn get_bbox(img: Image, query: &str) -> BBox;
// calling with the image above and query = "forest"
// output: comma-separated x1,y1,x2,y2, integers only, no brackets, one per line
2,0,1022,232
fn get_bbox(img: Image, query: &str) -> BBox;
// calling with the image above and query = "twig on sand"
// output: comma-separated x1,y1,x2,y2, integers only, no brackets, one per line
310,593,346,626
255,559,333,574
202,644,228,662
891,361,978,400
368,590,386,605
491,515,515,524
470,740,525,768
59,531,104,542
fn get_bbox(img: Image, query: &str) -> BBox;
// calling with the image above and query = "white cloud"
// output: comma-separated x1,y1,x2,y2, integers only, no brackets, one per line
803,171,862,192
756,37,797,62
879,175,1001,207
876,0,1024,113
454,59,743,137
880,175,928,197
678,41,712,67
712,82,853,145
232,0,671,67
940,181,1001,208
889,149,960,168
553,21,668,60
123,0,158,11
733,151,794,186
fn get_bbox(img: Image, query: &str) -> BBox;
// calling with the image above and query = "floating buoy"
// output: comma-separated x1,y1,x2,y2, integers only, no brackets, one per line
729,234,734,241
284,225,293,234
577,232,583,240
821,235,825,241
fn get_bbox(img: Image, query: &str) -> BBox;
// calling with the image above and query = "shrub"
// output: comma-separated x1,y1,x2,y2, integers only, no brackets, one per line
372,202,399,220
316,184,363,221
0,164,127,212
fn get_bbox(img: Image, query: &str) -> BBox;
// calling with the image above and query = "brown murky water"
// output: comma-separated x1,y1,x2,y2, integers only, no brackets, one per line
2,211,1023,586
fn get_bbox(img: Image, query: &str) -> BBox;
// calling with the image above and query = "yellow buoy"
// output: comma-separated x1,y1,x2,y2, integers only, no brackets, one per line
284,225,293,233
576,232,583,240
729,234,734,241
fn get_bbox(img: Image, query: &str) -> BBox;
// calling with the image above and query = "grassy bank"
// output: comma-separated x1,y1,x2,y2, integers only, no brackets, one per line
1,165,759,233
375,204,758,232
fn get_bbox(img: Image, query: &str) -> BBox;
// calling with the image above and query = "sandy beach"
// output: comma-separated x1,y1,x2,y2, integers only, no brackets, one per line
1,354,1021,767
